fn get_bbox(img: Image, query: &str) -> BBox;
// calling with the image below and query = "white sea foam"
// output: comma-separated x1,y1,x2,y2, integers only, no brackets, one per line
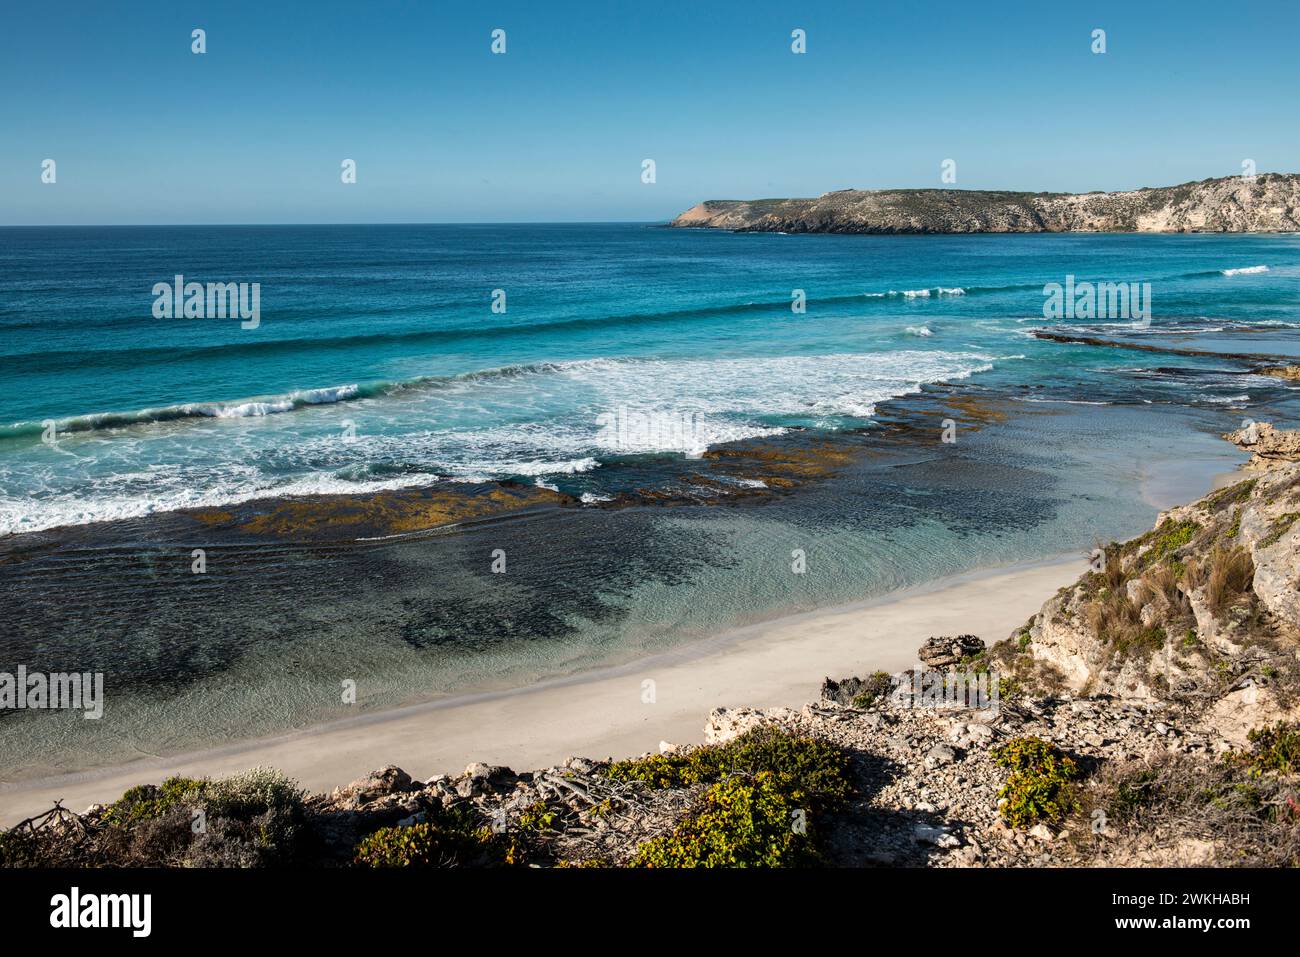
897,287,965,298
905,325,934,337
1221,265,1269,276
865,287,965,299
0,351,998,534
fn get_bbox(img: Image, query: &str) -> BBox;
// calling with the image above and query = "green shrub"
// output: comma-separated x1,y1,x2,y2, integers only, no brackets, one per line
1229,723,1300,777
602,726,850,809
1261,512,1300,548
1143,519,1200,564
104,776,207,827
200,767,303,820
517,801,559,832
993,736,1080,828
850,671,895,709
629,772,818,868
1206,479,1256,513
100,768,307,866
353,806,509,868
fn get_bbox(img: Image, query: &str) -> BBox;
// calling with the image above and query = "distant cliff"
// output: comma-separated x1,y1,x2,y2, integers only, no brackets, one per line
669,173,1300,234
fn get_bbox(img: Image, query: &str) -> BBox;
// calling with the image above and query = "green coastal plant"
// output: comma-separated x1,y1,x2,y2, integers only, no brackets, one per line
199,767,303,819
353,806,507,868
850,671,895,709
993,736,1080,828
1205,479,1256,513
104,776,207,828
1260,512,1300,548
517,801,560,832
609,727,852,868
1229,723,1300,777
602,726,851,808
1140,518,1200,566
629,771,818,868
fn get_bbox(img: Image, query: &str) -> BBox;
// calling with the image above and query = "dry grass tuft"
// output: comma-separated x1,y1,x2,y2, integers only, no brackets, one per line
1205,545,1254,617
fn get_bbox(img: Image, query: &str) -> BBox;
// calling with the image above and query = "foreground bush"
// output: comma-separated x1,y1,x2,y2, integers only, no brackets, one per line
1077,734,1300,866
993,736,1080,828
850,671,896,709
353,806,515,867
603,726,851,809
629,772,819,868
611,727,853,867
1229,722,1300,777
103,776,206,828
2,767,309,868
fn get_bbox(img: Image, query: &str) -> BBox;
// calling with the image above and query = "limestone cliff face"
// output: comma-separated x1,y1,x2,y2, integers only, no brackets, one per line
670,173,1300,234
1003,429,1300,734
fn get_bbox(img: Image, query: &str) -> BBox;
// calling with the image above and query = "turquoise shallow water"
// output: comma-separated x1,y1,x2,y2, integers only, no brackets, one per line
2,225,1300,775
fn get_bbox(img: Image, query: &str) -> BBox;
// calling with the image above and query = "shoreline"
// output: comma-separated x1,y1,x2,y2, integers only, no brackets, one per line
0,552,1082,825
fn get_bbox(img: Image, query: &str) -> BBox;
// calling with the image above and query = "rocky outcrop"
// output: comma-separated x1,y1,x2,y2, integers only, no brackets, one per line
1001,433,1300,728
918,635,985,669
1260,365,1300,382
669,173,1300,234
1226,420,1300,468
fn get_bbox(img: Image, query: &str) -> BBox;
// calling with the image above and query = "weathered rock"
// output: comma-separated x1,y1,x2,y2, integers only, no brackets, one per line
918,635,985,669
913,824,949,845
1016,452,1300,704
821,675,870,706
455,763,515,798
924,744,957,769
1260,365,1300,382
1225,421,1300,468
332,766,414,806
703,706,795,745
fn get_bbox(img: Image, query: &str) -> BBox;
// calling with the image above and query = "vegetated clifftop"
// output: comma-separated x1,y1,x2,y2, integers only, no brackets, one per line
669,173,1300,234
994,421,1300,729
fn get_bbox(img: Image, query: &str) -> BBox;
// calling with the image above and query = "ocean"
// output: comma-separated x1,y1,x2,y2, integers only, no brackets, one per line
2,224,1299,777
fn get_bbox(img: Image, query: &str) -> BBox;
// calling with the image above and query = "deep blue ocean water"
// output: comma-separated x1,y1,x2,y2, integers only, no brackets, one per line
3,224,1300,775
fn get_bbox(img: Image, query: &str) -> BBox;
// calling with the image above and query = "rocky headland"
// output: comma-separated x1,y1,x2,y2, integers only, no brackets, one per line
669,173,1300,234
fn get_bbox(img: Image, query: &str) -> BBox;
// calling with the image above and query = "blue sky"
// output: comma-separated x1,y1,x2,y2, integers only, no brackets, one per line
1,0,1295,224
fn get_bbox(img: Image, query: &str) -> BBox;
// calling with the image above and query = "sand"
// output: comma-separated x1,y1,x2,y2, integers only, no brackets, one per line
0,553,1083,824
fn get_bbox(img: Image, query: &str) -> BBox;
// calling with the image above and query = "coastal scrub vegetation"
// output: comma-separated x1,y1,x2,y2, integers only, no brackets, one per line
1070,722,1300,867
993,736,1081,828
628,771,821,867
1,727,852,869
353,805,518,868
1,767,308,868
602,726,851,807
613,728,857,868
850,671,896,709
605,726,852,866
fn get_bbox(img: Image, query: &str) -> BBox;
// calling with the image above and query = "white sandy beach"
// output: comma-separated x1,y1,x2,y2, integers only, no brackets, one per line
0,554,1082,825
